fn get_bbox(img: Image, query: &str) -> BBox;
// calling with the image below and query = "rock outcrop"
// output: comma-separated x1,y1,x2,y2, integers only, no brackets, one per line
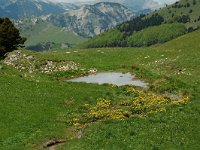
4,51,78,73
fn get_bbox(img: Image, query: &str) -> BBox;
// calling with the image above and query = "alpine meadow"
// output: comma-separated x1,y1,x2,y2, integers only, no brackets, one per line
0,0,200,150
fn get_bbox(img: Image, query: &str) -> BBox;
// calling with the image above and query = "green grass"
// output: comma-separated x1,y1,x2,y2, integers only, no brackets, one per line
18,19,87,48
127,23,186,47
24,24,87,46
0,30,200,149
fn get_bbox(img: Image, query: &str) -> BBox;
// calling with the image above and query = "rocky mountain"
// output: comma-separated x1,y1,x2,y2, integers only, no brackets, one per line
93,0,178,12
47,2,135,37
0,0,134,37
0,0,78,19
96,0,155,12
56,2,79,11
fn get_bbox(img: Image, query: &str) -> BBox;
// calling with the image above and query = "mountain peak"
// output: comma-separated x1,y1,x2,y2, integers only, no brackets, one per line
47,2,134,37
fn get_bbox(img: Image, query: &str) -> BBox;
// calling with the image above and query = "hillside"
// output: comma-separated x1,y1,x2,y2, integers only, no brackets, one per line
127,23,186,47
159,27,200,50
80,0,200,48
153,0,200,28
0,29,200,150
14,18,87,51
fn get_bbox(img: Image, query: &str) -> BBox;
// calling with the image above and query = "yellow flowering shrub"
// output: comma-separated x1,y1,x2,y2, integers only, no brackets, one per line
119,99,132,106
70,86,190,126
96,99,111,109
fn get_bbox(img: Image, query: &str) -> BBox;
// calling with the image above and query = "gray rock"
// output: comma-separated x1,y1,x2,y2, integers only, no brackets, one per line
47,2,135,37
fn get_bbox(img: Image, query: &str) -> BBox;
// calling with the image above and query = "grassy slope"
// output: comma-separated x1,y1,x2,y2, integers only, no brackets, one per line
127,23,186,47
154,0,200,27
19,21,87,47
25,25,87,46
0,30,200,149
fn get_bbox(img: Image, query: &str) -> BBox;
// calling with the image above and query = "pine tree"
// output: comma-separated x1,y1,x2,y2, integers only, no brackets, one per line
0,17,26,58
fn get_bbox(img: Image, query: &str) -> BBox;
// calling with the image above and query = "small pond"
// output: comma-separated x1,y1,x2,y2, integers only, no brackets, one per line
67,72,148,88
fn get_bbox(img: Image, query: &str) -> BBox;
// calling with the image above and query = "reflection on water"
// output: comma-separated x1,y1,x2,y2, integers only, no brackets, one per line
67,72,148,88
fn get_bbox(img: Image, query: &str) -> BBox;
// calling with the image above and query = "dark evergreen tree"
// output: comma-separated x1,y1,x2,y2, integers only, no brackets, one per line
198,16,200,21
177,15,190,23
0,17,26,58
186,3,190,7
193,0,196,5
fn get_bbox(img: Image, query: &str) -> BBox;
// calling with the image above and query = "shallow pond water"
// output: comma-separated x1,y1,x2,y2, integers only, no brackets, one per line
67,72,148,88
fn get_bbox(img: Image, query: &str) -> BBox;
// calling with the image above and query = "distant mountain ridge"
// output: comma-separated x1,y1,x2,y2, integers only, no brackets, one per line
0,0,78,19
0,0,179,19
95,0,157,12
80,0,178,12
47,2,134,37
